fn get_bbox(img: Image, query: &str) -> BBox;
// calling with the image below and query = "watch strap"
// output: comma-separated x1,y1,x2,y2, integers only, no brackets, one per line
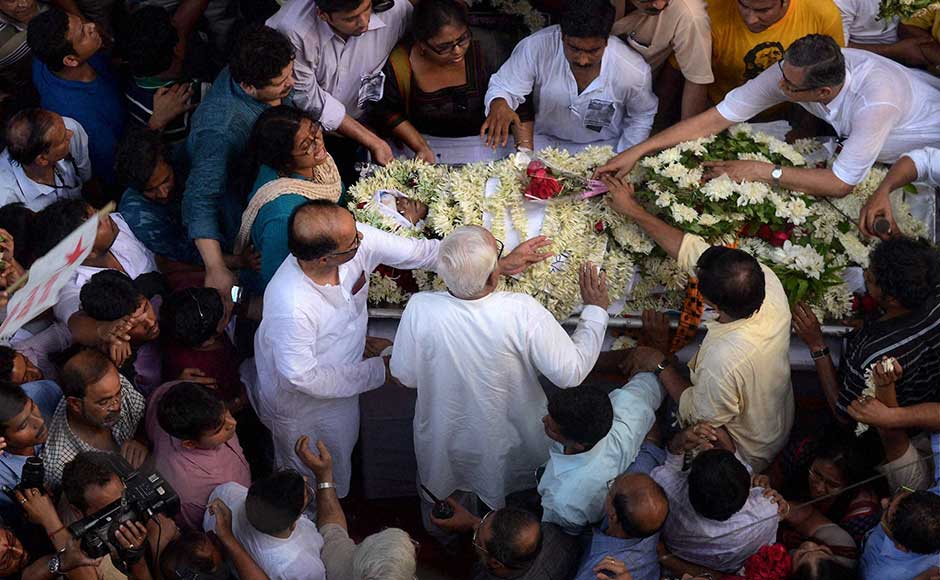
48,553,62,575
810,346,830,360
317,481,337,491
654,359,670,376
771,164,782,186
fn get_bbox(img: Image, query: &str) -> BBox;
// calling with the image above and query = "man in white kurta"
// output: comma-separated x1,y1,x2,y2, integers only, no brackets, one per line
390,226,610,510
483,0,657,154
252,203,439,497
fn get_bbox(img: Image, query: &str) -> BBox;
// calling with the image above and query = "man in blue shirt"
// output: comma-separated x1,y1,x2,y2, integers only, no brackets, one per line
0,381,61,526
573,471,669,580
181,25,295,303
27,7,194,189
860,488,940,580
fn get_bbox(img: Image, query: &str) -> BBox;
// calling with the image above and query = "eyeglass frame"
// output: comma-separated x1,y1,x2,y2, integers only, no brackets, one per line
327,229,361,258
424,28,472,55
472,509,542,571
777,59,836,93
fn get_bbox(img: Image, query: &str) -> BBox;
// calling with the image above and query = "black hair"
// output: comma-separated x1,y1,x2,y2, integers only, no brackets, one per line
30,198,89,259
790,557,855,580
413,0,468,42
486,508,542,570
0,203,37,267
0,384,28,433
611,476,669,538
114,127,168,191
546,385,613,449
559,0,614,39
26,7,73,72
80,270,142,322
156,382,226,441
0,346,15,383
869,237,940,310
160,531,228,580
245,470,307,535
58,347,114,399
891,491,940,554
287,200,340,260
4,108,59,166
61,451,119,513
687,449,751,521
117,5,178,77
160,288,224,347
242,105,317,199
229,25,294,90
784,34,846,89
696,246,766,319
316,0,367,15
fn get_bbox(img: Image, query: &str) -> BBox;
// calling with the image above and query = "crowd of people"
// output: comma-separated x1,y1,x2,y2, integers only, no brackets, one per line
0,0,937,577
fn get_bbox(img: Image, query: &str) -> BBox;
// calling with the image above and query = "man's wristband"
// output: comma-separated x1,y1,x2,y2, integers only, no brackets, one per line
810,347,830,360
653,359,670,376
317,481,337,491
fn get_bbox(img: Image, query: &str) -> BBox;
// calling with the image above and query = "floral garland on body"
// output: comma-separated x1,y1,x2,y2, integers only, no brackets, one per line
878,0,939,20
348,127,924,321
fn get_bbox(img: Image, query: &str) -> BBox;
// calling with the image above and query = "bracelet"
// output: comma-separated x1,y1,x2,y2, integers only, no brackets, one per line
317,482,337,491
47,525,67,540
810,346,830,360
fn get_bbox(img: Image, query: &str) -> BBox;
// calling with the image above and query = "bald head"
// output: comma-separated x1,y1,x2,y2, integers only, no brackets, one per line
479,508,542,571
59,348,115,399
5,109,61,166
610,473,669,538
287,200,351,261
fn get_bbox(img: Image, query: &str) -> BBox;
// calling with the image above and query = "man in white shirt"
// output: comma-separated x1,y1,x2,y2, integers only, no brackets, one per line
482,0,657,154
0,109,92,211
390,225,608,516
835,0,898,47
861,146,940,239
204,472,326,580
267,0,411,167
538,376,663,534
598,34,940,198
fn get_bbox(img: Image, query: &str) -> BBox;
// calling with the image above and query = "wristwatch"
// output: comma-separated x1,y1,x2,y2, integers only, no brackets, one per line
771,165,783,186
48,552,63,576
317,481,337,491
654,359,670,376
810,346,831,360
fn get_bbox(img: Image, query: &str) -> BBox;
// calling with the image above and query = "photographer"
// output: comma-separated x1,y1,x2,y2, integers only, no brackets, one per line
10,488,102,579
0,383,60,526
60,451,177,580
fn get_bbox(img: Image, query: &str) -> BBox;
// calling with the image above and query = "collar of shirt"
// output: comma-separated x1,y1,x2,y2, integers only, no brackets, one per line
1,153,80,206
559,43,611,100
319,12,387,46
48,375,140,450
821,65,854,120
287,257,357,307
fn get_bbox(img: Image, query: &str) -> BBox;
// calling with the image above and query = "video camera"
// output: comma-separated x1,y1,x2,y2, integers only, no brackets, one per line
68,467,180,559
1,456,47,502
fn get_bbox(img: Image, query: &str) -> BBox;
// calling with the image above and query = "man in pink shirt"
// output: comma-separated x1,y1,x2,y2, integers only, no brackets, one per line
146,381,251,529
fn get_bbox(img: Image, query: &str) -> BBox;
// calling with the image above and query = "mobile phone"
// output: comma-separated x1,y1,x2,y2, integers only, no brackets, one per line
231,285,244,304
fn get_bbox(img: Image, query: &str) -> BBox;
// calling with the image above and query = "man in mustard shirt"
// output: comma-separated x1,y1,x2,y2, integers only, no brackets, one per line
599,173,794,473
708,0,845,105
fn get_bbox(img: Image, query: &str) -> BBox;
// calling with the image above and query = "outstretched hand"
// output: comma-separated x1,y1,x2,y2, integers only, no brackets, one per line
499,236,553,276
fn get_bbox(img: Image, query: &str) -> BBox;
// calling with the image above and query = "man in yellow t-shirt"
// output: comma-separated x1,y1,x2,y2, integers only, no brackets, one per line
899,6,940,74
707,0,845,105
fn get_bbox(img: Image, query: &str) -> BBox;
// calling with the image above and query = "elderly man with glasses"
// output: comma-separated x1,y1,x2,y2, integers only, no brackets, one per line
598,33,940,199
251,203,549,501
391,225,608,534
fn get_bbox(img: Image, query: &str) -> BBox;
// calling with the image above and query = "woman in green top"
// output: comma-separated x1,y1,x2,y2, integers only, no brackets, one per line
236,105,343,294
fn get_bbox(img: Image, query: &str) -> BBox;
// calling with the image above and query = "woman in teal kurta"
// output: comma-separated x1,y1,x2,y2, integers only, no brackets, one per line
237,106,344,294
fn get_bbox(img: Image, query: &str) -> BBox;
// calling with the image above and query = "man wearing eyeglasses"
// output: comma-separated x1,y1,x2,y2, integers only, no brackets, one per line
859,487,940,580
598,34,940,198
482,0,657,154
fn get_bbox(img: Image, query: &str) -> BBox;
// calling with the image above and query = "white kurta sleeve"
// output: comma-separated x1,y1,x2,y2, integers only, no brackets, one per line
280,35,347,132
484,34,540,113
269,314,386,399
358,223,441,273
715,65,789,123
526,303,608,387
617,69,658,151
831,103,903,186
389,298,419,388
902,147,940,185
63,117,92,182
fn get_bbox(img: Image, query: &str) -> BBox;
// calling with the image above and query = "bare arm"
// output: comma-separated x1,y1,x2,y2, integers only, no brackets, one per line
791,302,848,424
680,81,710,120
207,500,269,580
295,436,348,530
389,121,434,163
602,175,684,259
336,115,393,166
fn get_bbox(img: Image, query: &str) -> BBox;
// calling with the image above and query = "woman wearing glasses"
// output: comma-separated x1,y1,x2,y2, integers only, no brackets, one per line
371,0,533,164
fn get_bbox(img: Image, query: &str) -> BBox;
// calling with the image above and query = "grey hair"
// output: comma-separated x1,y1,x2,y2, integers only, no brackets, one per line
352,528,417,580
784,34,845,89
437,225,498,299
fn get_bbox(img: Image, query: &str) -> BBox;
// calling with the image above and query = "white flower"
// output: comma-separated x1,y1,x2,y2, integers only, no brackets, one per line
655,192,675,207
699,213,720,227
770,241,826,279
670,203,699,223
735,181,771,206
658,147,682,165
701,174,735,201
676,166,704,189
738,152,772,163
611,335,638,350
836,232,871,268
822,284,855,320
775,198,811,226
660,162,690,184
640,156,663,171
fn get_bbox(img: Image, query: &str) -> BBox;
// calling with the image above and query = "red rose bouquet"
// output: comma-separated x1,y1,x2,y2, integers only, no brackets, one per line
521,158,608,202
721,544,791,580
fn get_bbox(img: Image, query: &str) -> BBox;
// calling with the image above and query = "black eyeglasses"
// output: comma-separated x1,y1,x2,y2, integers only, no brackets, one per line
328,230,361,258
777,60,827,93
495,239,505,260
425,29,472,55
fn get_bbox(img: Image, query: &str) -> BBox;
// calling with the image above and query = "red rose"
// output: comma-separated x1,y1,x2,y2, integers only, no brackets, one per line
526,160,548,178
757,224,773,241
742,544,792,580
854,293,878,313
526,176,563,200
594,220,605,233
769,229,791,247
356,202,367,209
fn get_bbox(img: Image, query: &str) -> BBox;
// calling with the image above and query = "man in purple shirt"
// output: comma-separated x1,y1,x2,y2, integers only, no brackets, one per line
146,381,251,530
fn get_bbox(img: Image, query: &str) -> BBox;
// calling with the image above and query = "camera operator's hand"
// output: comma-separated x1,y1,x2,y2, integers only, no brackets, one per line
13,488,60,531
60,535,104,572
429,498,479,533
207,499,236,544
295,435,333,482
0,437,6,455
115,521,148,555
120,440,149,469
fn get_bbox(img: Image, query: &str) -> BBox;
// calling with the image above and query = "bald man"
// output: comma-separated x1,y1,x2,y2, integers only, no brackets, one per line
572,472,668,580
250,199,441,497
